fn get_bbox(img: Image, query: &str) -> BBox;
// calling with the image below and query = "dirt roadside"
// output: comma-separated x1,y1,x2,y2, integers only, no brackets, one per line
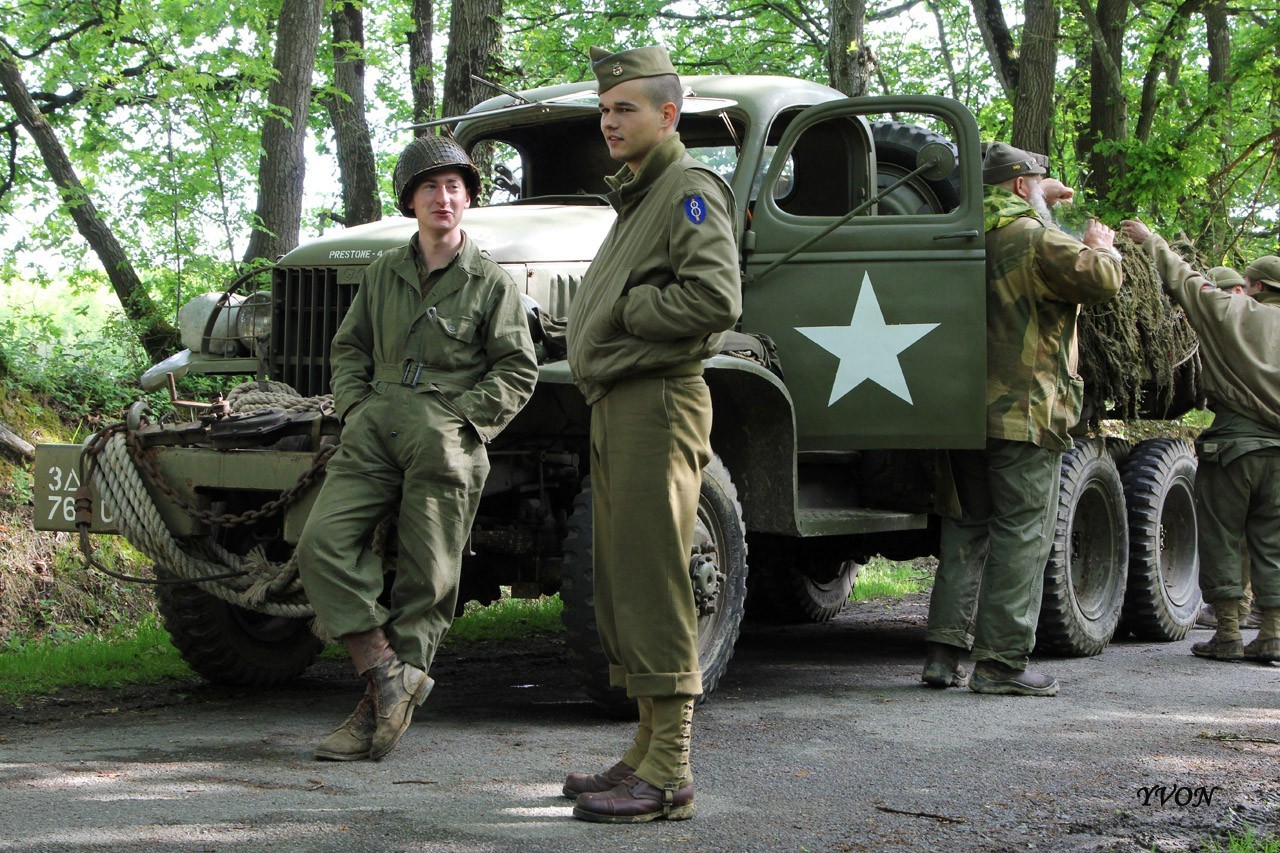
1,594,1277,851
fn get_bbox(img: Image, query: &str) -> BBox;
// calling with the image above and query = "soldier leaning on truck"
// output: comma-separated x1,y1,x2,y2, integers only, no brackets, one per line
295,137,538,761
560,45,741,823
922,142,1122,697
1119,223,1280,665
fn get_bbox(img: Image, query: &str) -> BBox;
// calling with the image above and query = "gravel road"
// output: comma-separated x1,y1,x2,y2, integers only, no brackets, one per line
1,594,1277,851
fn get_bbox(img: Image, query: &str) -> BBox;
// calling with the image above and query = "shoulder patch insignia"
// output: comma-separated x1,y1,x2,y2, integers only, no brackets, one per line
684,195,707,225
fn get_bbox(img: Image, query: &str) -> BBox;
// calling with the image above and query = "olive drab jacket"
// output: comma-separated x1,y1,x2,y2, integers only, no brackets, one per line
566,134,742,404
1142,233,1280,459
982,186,1122,451
329,233,538,443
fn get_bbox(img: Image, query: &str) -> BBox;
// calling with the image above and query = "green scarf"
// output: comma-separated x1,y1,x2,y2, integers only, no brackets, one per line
983,185,1042,233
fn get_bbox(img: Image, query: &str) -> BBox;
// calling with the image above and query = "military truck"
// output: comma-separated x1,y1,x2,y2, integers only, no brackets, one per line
35,75,1201,708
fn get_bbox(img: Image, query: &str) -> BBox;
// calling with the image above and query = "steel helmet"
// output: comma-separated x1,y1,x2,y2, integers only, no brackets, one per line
393,135,481,216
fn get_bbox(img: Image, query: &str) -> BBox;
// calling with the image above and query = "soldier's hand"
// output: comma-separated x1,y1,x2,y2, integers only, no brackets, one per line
1043,178,1074,207
1082,218,1115,250
1118,219,1151,245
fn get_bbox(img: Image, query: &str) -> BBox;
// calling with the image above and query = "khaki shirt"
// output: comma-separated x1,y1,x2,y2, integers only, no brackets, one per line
567,134,741,404
982,187,1122,450
1143,233,1280,453
330,232,538,442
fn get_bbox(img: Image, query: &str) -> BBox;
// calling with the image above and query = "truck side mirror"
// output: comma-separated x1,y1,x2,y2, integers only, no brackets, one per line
915,141,957,182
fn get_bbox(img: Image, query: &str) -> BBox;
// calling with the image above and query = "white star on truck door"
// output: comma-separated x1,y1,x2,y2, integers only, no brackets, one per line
796,273,940,406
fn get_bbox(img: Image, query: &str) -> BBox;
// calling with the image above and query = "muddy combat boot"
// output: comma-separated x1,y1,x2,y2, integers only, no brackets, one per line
1243,608,1280,663
562,698,649,799
921,641,968,689
342,628,433,760
969,661,1058,697
574,696,695,823
1192,599,1244,661
315,681,376,761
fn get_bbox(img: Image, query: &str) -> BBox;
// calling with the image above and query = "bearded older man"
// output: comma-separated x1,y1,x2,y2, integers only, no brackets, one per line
921,142,1122,696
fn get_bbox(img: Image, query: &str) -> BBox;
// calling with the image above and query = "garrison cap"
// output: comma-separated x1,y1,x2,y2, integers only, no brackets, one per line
982,141,1049,185
1244,255,1280,291
589,45,677,95
1206,266,1246,290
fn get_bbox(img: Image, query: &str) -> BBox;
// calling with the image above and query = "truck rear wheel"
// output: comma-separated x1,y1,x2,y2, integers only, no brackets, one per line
870,121,962,215
1119,438,1201,641
154,563,323,686
559,455,749,713
747,535,858,623
1037,442,1129,656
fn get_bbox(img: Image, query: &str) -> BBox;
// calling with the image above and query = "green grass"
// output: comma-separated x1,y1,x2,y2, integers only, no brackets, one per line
1203,828,1280,853
850,556,934,602
0,614,192,699
446,593,564,644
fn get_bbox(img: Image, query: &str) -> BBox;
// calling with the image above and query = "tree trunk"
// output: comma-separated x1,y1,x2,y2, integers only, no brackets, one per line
441,0,503,120
243,0,326,264
968,0,1018,100
323,1,380,227
0,49,177,362
1080,0,1129,207
1010,0,1059,159
409,0,436,126
827,0,872,97
442,0,503,201
1201,2,1234,258
0,420,35,462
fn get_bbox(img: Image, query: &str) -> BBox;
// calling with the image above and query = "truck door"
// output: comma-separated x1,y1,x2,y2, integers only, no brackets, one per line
743,96,986,452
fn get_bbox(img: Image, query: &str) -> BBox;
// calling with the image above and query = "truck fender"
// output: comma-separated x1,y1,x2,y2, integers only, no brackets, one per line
704,355,798,534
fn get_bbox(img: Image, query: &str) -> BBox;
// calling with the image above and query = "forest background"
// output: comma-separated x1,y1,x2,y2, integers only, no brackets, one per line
0,0,1276,643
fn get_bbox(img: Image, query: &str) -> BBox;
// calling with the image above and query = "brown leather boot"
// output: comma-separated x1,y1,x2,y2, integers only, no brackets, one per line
1243,608,1280,663
969,661,1058,696
572,776,695,823
562,761,635,799
315,682,376,761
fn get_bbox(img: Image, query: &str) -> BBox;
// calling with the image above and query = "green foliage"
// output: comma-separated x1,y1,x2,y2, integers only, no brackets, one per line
850,557,934,602
1202,827,1280,853
445,592,565,644
0,614,192,699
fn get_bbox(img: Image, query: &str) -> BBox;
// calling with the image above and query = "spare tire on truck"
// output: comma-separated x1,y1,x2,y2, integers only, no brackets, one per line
870,121,962,215
1118,438,1201,641
1037,441,1129,656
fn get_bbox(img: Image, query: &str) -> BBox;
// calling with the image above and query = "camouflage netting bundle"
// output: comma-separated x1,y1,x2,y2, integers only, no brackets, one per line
1076,235,1202,424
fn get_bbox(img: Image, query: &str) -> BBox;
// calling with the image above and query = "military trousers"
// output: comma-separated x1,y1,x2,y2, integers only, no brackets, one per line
297,386,489,672
926,438,1061,670
589,375,710,698
1195,450,1280,611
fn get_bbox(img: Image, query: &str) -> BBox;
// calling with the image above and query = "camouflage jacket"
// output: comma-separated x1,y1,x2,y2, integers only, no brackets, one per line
566,134,741,405
982,187,1122,450
1142,233,1280,459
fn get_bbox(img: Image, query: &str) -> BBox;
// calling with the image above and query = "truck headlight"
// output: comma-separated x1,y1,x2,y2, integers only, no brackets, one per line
236,291,272,356
179,292,244,357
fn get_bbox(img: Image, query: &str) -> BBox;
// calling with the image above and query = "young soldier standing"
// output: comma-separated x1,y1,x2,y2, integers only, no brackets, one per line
562,45,741,822
297,137,537,761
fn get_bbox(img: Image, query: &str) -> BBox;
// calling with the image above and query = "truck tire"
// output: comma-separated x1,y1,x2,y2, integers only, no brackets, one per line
1119,438,1201,641
747,535,858,623
870,121,962,215
559,455,749,713
154,563,323,686
1037,441,1129,656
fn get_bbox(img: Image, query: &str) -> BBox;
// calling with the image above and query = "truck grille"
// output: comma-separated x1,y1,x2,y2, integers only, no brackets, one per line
271,267,357,397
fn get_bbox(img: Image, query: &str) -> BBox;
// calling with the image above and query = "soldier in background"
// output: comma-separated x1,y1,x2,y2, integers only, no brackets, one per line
922,143,1121,696
297,137,538,761
561,44,741,822
1195,265,1261,631
1119,225,1280,664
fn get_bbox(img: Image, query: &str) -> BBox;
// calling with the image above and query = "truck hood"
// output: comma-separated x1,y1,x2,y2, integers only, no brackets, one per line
278,203,616,267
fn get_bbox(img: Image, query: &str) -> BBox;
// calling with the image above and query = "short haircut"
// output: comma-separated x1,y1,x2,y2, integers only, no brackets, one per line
643,74,683,125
